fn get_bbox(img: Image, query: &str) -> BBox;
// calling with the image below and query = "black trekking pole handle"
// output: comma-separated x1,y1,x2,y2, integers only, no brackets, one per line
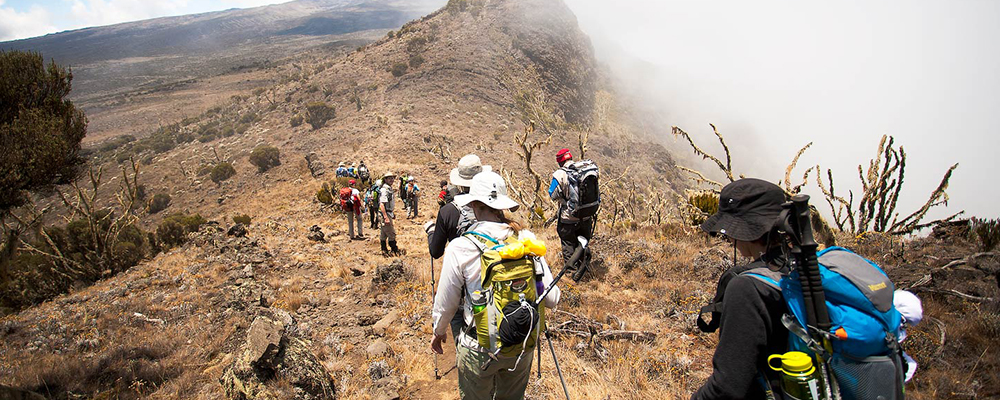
533,236,588,309
786,195,830,333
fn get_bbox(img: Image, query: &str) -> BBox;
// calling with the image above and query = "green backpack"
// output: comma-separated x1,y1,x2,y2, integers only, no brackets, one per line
463,231,547,359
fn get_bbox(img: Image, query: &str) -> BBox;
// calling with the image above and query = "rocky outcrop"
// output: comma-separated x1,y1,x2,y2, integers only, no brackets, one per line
220,308,335,400
305,153,326,178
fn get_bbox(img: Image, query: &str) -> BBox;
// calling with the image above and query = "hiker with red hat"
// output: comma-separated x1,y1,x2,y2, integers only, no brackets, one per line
548,148,601,275
340,179,365,240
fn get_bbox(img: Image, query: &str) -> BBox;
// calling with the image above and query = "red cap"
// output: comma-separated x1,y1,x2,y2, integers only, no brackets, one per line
556,148,572,164
348,179,356,185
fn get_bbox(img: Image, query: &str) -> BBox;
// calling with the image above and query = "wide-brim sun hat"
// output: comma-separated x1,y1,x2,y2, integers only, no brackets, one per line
454,171,519,211
450,154,492,187
700,178,787,242
382,171,396,179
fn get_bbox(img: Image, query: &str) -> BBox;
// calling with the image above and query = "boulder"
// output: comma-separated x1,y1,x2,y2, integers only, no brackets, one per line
220,308,336,400
307,225,325,242
228,223,248,237
305,153,326,178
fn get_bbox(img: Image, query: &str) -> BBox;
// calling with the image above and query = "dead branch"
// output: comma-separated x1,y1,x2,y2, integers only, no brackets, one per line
677,166,723,189
671,126,735,183
912,287,994,303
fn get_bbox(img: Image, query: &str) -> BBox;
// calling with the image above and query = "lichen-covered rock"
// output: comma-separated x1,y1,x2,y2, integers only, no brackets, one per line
220,309,335,400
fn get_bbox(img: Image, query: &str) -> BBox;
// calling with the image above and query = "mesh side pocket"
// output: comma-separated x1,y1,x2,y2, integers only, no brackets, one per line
830,354,901,400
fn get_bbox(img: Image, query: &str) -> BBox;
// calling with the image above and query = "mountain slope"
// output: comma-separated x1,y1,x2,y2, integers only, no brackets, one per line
0,0,691,398
0,0,446,100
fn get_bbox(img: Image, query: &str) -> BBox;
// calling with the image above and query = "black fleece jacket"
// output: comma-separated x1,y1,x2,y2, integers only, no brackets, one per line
427,202,462,259
692,267,788,400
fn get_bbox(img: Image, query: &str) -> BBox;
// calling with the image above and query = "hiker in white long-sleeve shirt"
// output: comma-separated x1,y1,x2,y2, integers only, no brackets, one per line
430,171,560,400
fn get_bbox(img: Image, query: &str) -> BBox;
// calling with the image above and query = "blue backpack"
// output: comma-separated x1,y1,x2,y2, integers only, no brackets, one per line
749,247,905,400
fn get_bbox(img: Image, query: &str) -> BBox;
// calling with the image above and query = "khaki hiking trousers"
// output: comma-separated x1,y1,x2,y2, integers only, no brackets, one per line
456,343,533,400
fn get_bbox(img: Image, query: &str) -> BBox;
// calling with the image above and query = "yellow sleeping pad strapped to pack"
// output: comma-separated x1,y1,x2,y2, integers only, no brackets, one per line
464,232,547,357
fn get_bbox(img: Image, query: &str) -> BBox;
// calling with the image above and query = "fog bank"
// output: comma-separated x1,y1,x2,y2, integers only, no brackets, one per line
565,0,1000,224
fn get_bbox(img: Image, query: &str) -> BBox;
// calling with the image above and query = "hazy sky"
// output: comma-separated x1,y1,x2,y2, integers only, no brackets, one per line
0,0,292,40
565,0,999,224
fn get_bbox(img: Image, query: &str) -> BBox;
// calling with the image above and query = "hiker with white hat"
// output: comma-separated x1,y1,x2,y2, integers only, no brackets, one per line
430,171,560,400
425,154,490,346
379,172,402,256
336,162,348,178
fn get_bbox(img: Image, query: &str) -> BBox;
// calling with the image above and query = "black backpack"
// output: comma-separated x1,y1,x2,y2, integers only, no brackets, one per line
358,166,370,181
563,160,601,220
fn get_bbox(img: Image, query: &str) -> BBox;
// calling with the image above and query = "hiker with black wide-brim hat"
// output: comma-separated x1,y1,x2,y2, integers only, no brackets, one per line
430,171,561,400
692,178,790,400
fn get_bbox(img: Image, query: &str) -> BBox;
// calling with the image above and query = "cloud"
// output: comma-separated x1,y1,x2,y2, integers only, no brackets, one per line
0,1,58,41
67,0,192,30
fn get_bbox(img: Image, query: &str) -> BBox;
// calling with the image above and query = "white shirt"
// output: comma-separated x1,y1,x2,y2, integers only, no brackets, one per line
431,221,561,343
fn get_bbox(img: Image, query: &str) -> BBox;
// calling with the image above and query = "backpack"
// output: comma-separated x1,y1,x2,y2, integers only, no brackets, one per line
456,204,475,236
358,166,370,181
339,187,354,211
562,160,601,220
463,231,546,359
751,247,905,400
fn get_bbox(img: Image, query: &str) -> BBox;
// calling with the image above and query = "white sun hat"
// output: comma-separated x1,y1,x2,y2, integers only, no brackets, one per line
449,154,492,188
454,171,519,211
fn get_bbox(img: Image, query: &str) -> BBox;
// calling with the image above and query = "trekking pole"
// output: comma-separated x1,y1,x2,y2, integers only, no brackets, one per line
546,330,572,400
780,195,839,400
429,256,440,380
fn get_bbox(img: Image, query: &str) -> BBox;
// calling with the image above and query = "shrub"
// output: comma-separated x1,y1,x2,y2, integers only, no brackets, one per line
240,112,258,124
197,164,213,177
99,135,136,153
210,162,236,184
175,130,194,143
305,102,335,130
0,49,86,211
290,114,304,127
688,191,719,225
148,193,171,213
406,36,428,53
249,145,281,173
971,218,1000,252
233,214,251,225
157,212,206,248
316,183,334,204
391,62,408,77
447,0,468,13
408,54,424,68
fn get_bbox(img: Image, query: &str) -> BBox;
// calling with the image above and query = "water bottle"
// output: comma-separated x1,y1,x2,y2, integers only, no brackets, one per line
767,351,824,400
470,290,487,314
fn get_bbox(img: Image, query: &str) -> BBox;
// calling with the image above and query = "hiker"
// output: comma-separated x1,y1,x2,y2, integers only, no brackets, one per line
425,154,488,345
430,171,561,400
348,163,358,179
358,161,371,185
366,179,381,229
379,172,401,256
426,154,488,258
548,148,599,273
399,171,410,213
335,162,348,177
407,177,421,219
340,179,364,240
437,180,450,208
692,178,791,400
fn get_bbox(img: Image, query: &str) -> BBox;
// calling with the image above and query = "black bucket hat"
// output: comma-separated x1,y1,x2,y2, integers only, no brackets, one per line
701,178,787,242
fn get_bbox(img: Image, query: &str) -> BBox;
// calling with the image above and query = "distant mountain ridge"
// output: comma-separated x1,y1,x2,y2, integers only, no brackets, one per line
0,0,446,99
